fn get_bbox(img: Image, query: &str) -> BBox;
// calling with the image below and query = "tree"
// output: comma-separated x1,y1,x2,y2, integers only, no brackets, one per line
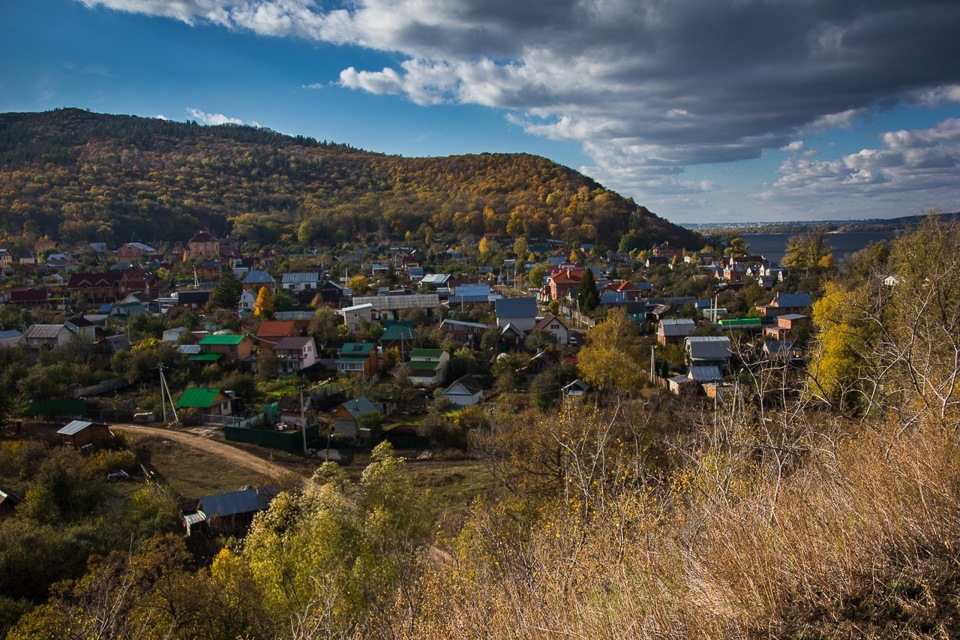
253,286,274,319
346,274,369,295
576,268,600,313
576,308,645,394
724,233,750,258
512,236,529,259
210,268,242,310
528,264,547,291
782,226,834,274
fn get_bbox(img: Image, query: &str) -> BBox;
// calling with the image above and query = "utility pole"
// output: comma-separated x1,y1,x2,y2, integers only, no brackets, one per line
299,380,308,455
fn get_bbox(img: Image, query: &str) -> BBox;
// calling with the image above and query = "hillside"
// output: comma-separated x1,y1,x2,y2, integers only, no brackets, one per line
0,108,701,250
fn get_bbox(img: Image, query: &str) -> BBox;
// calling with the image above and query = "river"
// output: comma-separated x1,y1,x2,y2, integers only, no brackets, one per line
740,230,898,265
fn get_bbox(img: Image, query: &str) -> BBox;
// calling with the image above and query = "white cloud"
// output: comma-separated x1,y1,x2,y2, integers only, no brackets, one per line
80,0,960,218
776,119,960,196
185,107,243,126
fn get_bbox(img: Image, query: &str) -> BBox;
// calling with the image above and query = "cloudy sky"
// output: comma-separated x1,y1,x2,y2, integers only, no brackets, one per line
3,0,960,224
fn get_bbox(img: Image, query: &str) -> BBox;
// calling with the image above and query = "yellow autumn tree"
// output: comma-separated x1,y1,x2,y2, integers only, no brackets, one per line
576,307,645,394
253,286,273,319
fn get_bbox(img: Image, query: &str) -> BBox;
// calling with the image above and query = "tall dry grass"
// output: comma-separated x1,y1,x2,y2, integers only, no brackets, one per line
398,411,960,639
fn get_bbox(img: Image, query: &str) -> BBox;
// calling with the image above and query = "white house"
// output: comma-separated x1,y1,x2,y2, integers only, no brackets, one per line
340,303,376,333
406,348,450,387
532,313,571,346
273,336,319,374
442,375,485,406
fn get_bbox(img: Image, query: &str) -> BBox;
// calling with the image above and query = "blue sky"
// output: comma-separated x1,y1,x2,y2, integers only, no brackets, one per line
3,0,960,225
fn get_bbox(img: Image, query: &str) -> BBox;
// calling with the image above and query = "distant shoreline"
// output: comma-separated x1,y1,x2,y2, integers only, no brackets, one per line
684,211,960,235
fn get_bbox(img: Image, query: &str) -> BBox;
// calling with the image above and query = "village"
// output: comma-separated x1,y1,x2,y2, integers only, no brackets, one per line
0,227,822,530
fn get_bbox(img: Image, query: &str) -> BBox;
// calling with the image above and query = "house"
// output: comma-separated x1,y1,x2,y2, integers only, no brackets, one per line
562,379,591,398
241,269,276,292
183,486,276,536
448,283,495,306
316,280,352,307
331,396,382,439
685,336,733,373
65,316,97,343
440,319,490,347
117,242,158,262
532,313,571,346
67,270,154,304
337,342,380,376
763,339,802,363
764,313,810,340
756,292,814,317
238,289,256,313
441,375,485,407
273,336,318,374
545,268,585,301
187,230,220,258
494,297,538,332
173,289,212,309
256,320,301,353
162,326,190,343
176,387,233,416
406,348,450,387
57,420,111,450
657,318,697,346
0,488,22,518
380,322,418,359
281,272,322,292
0,249,13,270
498,323,527,349
8,289,49,307
525,350,560,381
277,394,314,427
340,303,377,333
23,324,74,350
688,366,724,384
198,333,253,363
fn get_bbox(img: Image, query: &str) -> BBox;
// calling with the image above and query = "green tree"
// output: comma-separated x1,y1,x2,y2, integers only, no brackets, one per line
577,268,600,313
210,268,242,310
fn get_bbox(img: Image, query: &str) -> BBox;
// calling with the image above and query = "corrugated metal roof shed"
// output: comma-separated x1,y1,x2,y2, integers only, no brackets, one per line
57,420,93,436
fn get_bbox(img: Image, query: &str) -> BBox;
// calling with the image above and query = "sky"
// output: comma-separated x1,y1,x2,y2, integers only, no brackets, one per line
2,1,960,225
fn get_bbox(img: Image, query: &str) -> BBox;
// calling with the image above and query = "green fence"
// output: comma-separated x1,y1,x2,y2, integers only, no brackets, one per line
28,399,87,418
224,424,320,453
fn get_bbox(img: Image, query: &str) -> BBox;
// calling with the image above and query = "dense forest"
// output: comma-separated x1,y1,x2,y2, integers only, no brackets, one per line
0,109,701,251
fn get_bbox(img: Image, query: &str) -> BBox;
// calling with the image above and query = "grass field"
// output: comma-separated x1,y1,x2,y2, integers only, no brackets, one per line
129,434,271,502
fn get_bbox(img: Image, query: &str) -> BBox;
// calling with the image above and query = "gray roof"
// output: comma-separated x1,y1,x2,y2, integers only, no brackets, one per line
659,318,696,336
24,324,69,339
421,273,452,285
771,292,813,308
274,336,314,351
685,336,732,361
495,297,537,319
441,319,490,330
445,375,484,395
58,420,94,436
342,396,381,420
281,272,321,284
198,487,273,519
688,366,724,382
243,270,275,285
0,329,22,340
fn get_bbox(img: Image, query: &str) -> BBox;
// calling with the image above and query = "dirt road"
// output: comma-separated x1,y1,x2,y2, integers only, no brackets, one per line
111,423,310,487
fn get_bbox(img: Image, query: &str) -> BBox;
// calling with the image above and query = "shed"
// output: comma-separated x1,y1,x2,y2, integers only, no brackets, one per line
57,420,111,450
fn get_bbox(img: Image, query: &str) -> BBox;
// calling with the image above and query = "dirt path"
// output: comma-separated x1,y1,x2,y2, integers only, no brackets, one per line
111,423,310,488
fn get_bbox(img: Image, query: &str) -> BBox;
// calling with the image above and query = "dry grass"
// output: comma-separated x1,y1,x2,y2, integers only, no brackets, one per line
399,413,960,639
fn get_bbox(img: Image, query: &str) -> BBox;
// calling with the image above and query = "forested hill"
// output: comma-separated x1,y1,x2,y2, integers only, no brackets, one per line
0,108,701,250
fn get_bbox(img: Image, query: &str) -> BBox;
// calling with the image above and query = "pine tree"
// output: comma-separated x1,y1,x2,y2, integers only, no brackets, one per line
577,268,600,313
210,268,243,310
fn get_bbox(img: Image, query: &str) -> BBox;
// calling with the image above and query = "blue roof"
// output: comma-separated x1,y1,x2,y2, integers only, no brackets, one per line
773,292,813,308
199,487,273,518
243,270,275,285
495,297,537,319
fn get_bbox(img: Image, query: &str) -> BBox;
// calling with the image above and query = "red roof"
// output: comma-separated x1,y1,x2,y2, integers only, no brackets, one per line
257,320,299,339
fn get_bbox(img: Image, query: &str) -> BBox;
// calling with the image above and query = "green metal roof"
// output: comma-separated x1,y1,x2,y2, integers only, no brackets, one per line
177,387,226,409
340,342,375,356
199,334,246,345
189,353,224,362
